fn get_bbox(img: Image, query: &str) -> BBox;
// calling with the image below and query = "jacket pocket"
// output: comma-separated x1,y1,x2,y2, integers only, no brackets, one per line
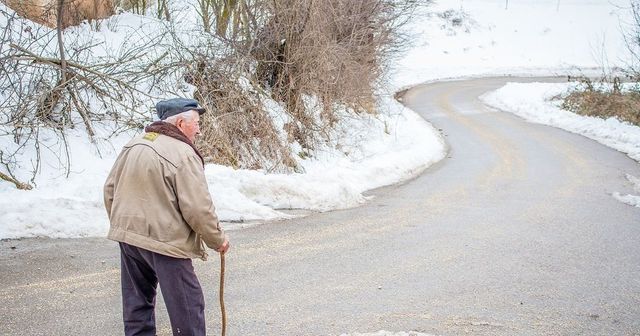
121,215,150,237
155,221,190,243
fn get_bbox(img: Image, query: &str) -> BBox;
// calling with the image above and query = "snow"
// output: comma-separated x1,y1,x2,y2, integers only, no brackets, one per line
613,173,640,207
393,0,632,90
481,82,640,162
480,82,640,208
613,191,640,207
0,93,445,238
210,96,445,230
1,0,635,238
0,128,135,238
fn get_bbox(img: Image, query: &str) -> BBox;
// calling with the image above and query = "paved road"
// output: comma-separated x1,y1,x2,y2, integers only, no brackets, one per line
1,77,639,336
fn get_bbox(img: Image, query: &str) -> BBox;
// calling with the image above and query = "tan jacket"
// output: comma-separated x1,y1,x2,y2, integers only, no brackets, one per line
104,131,225,260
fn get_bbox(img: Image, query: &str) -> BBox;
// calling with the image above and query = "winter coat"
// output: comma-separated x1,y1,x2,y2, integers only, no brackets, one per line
104,129,225,260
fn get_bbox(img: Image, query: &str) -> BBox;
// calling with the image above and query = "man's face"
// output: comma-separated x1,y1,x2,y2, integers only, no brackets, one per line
177,112,201,143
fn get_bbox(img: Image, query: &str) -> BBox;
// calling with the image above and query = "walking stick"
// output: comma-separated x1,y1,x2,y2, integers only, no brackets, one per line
219,251,227,336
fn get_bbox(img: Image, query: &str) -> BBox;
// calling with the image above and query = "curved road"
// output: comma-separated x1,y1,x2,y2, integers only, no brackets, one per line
1,77,639,335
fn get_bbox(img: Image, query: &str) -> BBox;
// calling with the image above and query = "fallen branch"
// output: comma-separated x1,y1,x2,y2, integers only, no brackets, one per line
0,171,33,190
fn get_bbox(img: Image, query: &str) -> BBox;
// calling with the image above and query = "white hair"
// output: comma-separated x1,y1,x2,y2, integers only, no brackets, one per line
164,110,198,125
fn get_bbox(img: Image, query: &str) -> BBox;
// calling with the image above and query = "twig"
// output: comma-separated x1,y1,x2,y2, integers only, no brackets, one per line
9,44,155,98
56,0,68,84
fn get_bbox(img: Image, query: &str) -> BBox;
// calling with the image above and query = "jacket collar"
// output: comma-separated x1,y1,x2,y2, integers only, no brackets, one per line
144,121,205,167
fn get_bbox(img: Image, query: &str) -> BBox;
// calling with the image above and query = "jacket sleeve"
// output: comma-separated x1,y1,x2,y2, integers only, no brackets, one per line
103,165,116,220
104,148,128,220
174,155,226,250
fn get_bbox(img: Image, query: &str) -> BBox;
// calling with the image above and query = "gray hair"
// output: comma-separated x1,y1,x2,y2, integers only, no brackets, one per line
163,110,198,125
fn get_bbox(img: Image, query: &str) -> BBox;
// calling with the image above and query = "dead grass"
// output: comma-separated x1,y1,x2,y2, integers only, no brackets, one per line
560,78,640,127
187,0,422,172
186,58,296,173
250,0,420,151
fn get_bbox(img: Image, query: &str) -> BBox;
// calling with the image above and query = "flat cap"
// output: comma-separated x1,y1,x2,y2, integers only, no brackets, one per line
156,98,206,120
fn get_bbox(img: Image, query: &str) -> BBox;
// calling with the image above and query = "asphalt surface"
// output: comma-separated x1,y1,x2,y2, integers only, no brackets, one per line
1,77,639,336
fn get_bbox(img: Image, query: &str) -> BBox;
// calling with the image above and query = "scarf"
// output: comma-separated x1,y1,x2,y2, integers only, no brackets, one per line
144,121,205,168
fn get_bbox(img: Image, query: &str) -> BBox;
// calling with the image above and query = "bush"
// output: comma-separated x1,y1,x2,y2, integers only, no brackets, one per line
187,0,423,170
185,55,297,172
0,0,424,188
249,0,421,150
561,77,640,126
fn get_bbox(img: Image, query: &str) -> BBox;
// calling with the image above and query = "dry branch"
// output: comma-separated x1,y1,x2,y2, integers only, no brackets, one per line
0,171,32,190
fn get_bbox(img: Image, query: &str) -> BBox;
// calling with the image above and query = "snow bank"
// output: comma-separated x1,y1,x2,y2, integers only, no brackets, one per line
0,127,134,239
481,82,640,162
0,94,445,238
481,82,640,208
208,96,445,229
393,0,632,89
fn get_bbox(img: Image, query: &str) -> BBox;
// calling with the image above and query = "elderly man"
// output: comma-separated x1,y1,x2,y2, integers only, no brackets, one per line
104,98,229,336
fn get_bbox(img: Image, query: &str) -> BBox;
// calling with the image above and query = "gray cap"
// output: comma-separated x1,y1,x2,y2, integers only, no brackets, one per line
156,98,206,120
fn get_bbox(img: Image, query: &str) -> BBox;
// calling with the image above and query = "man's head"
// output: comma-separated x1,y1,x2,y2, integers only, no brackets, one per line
156,98,206,142
164,110,201,143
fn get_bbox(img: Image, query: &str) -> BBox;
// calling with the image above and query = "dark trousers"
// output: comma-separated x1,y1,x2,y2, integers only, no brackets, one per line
119,242,205,336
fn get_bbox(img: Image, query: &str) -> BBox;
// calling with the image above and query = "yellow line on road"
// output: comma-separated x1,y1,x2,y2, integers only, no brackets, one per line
436,86,525,189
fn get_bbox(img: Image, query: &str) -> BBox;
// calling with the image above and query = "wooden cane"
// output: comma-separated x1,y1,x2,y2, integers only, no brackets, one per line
219,251,226,336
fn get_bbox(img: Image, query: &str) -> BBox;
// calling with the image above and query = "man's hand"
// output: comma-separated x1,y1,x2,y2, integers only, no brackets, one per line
216,238,230,254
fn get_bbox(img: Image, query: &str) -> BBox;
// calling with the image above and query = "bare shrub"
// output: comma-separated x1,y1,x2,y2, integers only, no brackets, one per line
175,35,296,172
563,2,640,127
171,0,422,172
626,1,640,80
156,0,169,20
213,0,256,39
250,0,422,150
560,77,640,126
195,0,214,33
115,0,149,15
193,67,296,172
0,6,182,187
195,0,257,38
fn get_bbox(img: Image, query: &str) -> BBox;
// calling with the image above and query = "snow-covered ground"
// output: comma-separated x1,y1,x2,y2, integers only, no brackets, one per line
0,91,445,238
394,0,632,90
613,174,640,207
0,0,636,239
0,2,446,238
201,96,446,228
481,82,640,207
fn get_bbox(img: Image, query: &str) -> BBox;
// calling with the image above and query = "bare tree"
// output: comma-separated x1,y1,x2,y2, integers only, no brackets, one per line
626,1,640,80
0,6,185,187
